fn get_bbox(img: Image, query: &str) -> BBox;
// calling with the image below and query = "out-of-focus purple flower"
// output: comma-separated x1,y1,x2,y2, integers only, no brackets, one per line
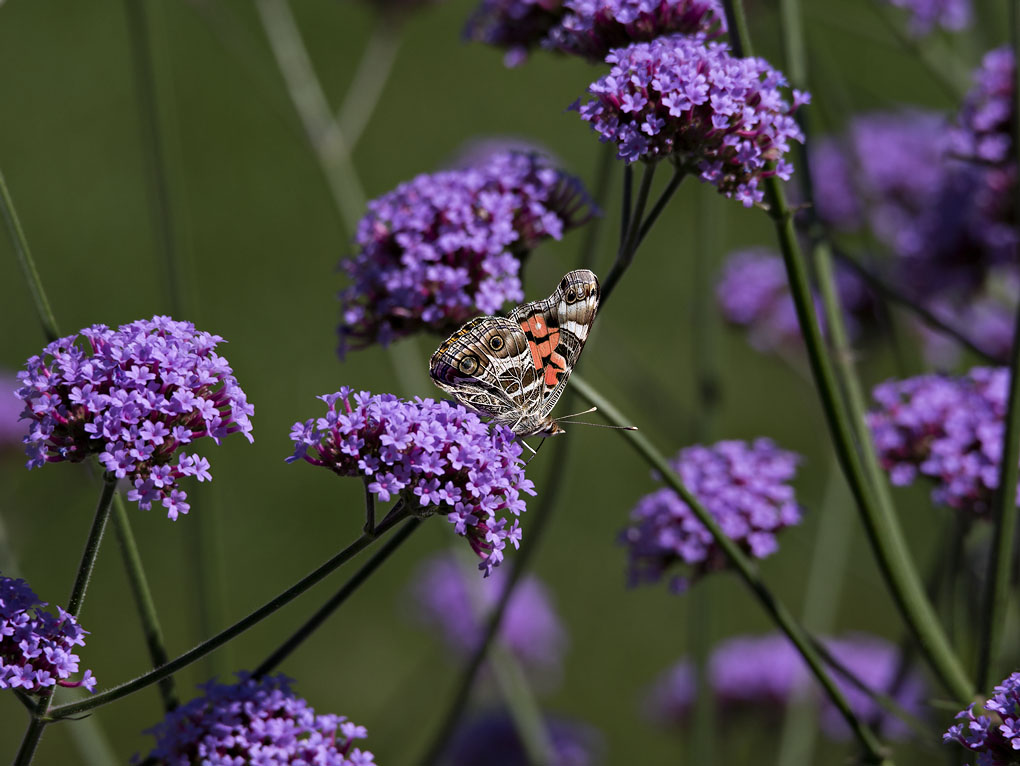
575,35,808,206
644,659,696,724
868,367,1012,516
715,248,876,353
620,439,802,592
288,389,535,575
0,373,22,451
945,671,1020,765
808,137,862,231
464,0,565,67
445,711,604,766
0,574,96,694
710,633,808,710
885,0,971,36
445,137,557,170
821,633,926,742
139,673,374,765
545,0,724,62
409,552,567,677
337,151,593,356
15,316,254,520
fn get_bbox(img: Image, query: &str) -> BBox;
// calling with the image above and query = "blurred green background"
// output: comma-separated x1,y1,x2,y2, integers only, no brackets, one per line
0,0,1004,763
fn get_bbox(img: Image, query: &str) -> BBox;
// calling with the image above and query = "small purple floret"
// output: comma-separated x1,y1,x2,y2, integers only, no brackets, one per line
337,151,593,356
16,316,254,519
139,673,374,765
621,438,802,591
946,671,1020,764
0,574,96,694
288,389,535,575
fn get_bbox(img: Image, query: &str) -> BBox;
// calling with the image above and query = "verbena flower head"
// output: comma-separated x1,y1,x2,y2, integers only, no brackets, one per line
945,671,1020,765
0,574,96,694
644,659,696,724
868,367,1011,516
886,0,971,36
16,316,254,520
545,0,725,63
710,633,807,710
445,711,604,766
409,552,567,676
821,634,926,742
621,438,802,591
716,248,875,353
288,389,534,575
575,34,808,206
140,673,374,765
464,0,565,67
337,151,593,356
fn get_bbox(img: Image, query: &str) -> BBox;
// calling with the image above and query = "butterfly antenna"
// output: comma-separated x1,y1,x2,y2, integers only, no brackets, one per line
555,406,598,420
557,420,639,431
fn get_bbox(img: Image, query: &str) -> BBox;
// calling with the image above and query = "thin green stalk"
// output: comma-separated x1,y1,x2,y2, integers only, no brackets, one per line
634,167,686,249
253,518,421,678
489,645,554,765
689,586,715,764
725,0,973,704
619,164,633,253
255,0,365,234
419,432,573,766
15,478,118,766
975,0,1020,692
48,503,410,720
691,190,721,443
570,373,892,765
0,166,58,342
110,494,178,712
601,162,656,306
336,18,402,150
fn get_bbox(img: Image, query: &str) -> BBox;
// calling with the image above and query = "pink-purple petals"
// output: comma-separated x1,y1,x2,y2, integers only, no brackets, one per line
0,574,96,695
15,316,254,520
621,438,802,591
139,673,375,765
288,388,534,575
945,672,1020,765
575,34,808,206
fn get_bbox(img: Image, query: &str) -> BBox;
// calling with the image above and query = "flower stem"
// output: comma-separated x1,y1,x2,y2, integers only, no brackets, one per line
975,1,1020,693
601,162,657,307
15,478,118,766
635,166,686,249
336,18,402,150
47,502,410,720
0,165,59,342
110,493,179,712
252,517,421,679
569,373,892,765
489,645,555,764
419,434,573,766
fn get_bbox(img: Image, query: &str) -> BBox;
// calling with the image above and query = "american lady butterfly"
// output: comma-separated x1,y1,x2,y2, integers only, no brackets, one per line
429,269,600,438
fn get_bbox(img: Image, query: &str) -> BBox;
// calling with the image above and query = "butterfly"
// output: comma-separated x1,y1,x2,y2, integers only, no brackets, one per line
429,269,600,440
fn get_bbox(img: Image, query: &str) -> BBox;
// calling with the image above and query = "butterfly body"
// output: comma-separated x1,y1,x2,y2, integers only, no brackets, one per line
429,269,600,438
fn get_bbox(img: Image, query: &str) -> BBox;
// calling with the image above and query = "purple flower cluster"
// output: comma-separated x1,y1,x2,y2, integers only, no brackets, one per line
140,673,374,765
868,367,1012,516
288,389,535,575
445,711,604,766
16,316,254,520
648,633,926,740
337,151,592,356
945,671,1020,765
409,552,567,676
0,574,96,694
464,0,565,67
715,248,875,353
546,0,724,62
886,0,971,36
620,438,802,592
575,35,808,206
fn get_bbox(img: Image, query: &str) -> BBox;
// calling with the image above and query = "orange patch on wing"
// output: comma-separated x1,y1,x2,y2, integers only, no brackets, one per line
544,352,567,386
527,339,544,371
522,315,550,339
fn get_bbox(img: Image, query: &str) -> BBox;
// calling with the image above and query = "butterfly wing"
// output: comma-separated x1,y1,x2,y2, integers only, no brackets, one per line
508,269,600,419
429,315,539,427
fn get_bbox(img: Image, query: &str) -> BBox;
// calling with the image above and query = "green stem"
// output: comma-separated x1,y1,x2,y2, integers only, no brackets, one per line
688,586,715,764
336,18,402,150
489,645,554,765
691,190,721,443
601,162,656,307
634,167,686,249
975,1,1020,692
110,494,179,712
253,517,421,678
419,433,573,766
15,478,118,766
570,373,892,765
0,165,59,342
48,503,410,720
255,0,365,234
